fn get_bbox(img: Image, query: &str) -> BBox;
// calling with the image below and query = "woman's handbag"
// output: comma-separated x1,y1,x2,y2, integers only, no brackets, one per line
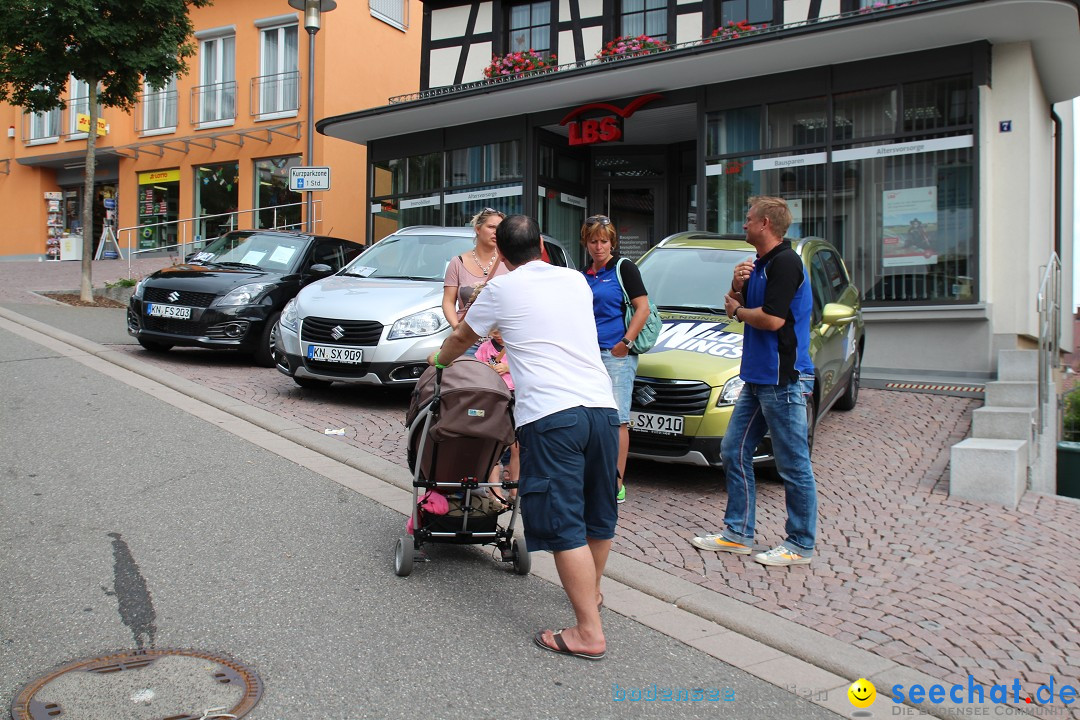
616,258,662,354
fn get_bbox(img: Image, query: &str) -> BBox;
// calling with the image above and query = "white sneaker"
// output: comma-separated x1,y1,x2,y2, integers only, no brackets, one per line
753,545,811,566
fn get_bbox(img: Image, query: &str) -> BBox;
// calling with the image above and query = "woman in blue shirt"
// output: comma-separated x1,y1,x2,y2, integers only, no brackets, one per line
581,215,651,504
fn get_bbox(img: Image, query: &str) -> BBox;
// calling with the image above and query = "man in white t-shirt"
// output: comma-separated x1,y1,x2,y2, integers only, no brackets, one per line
428,214,619,661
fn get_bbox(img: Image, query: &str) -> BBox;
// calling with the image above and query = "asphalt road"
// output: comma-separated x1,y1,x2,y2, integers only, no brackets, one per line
0,322,842,719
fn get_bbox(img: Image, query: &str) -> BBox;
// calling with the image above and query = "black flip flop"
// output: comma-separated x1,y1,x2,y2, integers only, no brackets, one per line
533,629,605,661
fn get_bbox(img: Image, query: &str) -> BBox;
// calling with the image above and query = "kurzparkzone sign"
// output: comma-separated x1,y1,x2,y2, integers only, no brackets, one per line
289,166,331,191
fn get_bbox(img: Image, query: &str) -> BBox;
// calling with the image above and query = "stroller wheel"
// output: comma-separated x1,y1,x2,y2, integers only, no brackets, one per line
394,536,414,577
512,538,531,575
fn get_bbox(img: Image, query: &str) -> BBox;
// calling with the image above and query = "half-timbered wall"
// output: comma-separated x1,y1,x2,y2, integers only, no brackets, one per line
422,0,843,88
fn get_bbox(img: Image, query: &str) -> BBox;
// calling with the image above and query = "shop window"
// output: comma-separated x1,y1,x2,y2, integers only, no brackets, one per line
255,156,303,231
902,77,974,133
141,76,178,133
620,0,667,41
507,1,551,53
717,0,772,27
834,87,896,141
137,169,181,250
705,106,761,157
767,97,828,149
258,24,299,116
195,162,240,242
198,34,236,124
408,152,443,193
838,148,975,306
448,140,523,187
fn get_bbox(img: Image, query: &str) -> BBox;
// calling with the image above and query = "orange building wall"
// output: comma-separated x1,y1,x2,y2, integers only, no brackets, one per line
0,0,422,260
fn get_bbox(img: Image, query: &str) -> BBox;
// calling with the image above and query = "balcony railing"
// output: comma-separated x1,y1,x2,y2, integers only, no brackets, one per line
22,108,62,143
137,89,179,133
191,80,237,125
250,71,300,118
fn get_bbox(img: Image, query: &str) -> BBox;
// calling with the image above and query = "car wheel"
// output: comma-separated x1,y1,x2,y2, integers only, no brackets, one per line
137,338,173,353
293,376,333,390
834,352,861,411
252,312,280,368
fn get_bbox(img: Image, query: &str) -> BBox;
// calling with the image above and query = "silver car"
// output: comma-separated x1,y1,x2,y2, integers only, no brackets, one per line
274,226,570,388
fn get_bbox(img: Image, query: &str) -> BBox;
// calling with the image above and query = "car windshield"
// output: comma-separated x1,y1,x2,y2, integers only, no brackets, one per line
192,232,307,273
341,233,476,281
637,246,755,312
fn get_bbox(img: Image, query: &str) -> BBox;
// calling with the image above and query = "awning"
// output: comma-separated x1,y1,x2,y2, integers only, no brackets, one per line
319,0,1080,146
18,146,130,169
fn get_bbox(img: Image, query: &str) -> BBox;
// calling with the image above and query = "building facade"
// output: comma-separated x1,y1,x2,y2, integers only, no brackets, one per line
0,0,421,261
317,0,1077,379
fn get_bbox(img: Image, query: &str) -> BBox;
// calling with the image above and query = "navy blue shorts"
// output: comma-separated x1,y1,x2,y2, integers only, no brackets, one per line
516,406,620,552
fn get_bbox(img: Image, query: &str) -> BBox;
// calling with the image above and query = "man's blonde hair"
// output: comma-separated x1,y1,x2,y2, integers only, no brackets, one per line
749,196,792,238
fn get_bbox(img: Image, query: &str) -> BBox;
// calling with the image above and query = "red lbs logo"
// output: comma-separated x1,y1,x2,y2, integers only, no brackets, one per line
560,93,662,147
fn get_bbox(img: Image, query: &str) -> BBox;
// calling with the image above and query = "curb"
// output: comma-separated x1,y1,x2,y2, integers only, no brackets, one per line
0,304,1041,720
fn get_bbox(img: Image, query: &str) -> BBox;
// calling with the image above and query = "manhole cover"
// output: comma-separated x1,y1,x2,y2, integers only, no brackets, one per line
10,649,262,720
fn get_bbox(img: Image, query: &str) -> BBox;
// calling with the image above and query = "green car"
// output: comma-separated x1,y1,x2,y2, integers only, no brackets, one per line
628,232,864,470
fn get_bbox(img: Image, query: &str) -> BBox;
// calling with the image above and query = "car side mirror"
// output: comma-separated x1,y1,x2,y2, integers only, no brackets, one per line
308,263,333,276
821,302,856,327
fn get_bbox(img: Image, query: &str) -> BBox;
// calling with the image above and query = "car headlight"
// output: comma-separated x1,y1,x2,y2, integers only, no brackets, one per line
717,376,745,406
133,277,149,300
216,283,273,307
280,298,298,333
388,308,448,340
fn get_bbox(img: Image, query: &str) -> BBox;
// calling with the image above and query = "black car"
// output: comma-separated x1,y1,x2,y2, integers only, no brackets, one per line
127,230,363,366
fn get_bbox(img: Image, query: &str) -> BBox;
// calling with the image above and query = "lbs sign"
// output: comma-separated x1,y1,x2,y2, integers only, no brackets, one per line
560,93,662,147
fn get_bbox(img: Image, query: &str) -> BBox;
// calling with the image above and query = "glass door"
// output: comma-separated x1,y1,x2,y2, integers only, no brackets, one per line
592,180,664,261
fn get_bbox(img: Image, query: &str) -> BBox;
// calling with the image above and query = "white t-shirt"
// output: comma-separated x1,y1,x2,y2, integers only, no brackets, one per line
464,260,617,427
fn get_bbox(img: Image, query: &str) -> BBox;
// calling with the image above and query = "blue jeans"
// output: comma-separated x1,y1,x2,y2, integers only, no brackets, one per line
600,349,638,424
720,378,817,555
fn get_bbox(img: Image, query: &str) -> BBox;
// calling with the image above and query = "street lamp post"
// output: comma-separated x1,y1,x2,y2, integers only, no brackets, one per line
288,0,336,233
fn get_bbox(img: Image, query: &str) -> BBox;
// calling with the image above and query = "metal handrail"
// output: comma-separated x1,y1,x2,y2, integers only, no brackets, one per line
249,71,300,116
190,80,238,124
1036,252,1062,432
119,199,322,275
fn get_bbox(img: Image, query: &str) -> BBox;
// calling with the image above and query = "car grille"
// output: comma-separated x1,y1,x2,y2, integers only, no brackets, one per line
628,432,694,456
301,317,384,346
303,361,372,376
142,316,203,336
144,287,217,308
630,377,711,416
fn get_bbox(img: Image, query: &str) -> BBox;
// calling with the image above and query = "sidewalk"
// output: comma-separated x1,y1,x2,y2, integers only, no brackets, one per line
2,261,1079,719
0,256,174,305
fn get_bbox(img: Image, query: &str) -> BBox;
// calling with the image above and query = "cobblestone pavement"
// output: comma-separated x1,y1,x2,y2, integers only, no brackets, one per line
100,344,1080,707
4,257,1078,709
0,257,175,304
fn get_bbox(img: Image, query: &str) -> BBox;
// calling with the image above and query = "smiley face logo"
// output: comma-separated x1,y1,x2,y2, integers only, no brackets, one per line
848,678,876,708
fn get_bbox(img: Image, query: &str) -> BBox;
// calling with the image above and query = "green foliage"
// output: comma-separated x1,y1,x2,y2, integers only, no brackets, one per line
0,0,213,112
104,277,138,289
1065,389,1080,442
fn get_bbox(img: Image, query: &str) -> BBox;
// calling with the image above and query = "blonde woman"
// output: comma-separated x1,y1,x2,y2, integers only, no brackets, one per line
581,214,651,504
442,208,507,356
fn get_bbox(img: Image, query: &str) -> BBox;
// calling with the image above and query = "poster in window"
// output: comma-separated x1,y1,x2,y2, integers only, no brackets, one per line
881,187,938,267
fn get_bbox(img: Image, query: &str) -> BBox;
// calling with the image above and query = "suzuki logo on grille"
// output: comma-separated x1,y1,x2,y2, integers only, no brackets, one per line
330,325,345,341
633,385,657,407
167,291,180,303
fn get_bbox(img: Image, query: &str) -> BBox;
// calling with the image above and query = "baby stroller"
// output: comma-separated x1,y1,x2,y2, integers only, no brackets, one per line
395,358,530,577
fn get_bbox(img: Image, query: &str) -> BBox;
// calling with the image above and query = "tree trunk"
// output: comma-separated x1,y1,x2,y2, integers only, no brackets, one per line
79,79,99,303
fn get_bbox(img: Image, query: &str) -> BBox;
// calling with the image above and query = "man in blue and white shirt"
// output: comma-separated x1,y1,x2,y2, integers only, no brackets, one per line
692,196,818,566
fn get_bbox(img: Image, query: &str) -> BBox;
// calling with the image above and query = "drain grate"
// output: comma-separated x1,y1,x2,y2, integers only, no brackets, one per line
11,649,262,720
884,381,984,396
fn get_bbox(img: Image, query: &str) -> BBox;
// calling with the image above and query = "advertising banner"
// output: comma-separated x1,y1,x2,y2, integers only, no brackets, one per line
882,187,938,267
